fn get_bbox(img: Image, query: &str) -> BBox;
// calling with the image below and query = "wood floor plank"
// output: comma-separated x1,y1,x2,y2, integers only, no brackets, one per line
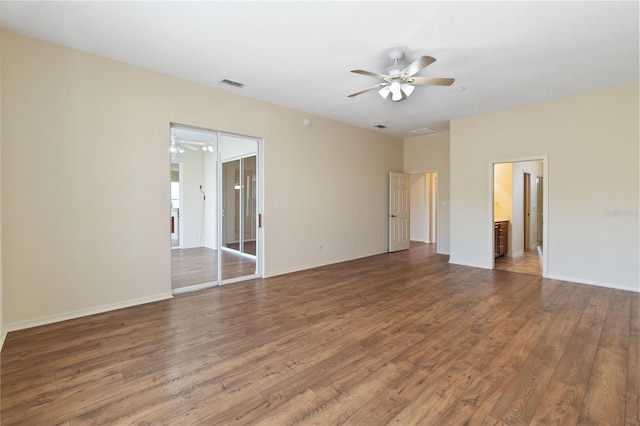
487,308,583,424
529,333,598,425
627,294,640,426
1,242,637,425
434,284,576,425
578,287,632,425
578,346,628,425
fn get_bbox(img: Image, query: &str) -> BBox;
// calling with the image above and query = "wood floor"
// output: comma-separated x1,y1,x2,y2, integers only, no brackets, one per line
2,242,638,425
172,247,257,289
495,246,543,276
226,240,257,256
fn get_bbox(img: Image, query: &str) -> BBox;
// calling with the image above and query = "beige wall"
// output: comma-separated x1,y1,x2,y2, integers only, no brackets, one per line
1,32,402,329
493,163,513,222
450,83,639,291
403,131,450,254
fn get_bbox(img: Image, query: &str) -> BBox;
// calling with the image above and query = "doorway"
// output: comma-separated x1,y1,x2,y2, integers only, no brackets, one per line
491,158,546,277
410,172,438,248
536,176,544,246
169,124,261,292
523,172,531,250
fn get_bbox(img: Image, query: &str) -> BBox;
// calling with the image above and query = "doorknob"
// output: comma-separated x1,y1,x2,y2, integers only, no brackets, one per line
390,214,397,218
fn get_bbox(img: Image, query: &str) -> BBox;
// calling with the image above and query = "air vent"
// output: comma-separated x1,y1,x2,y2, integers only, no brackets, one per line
373,124,387,129
220,79,245,88
410,127,435,135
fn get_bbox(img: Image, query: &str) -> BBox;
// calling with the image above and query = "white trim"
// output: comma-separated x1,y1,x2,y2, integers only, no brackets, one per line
172,282,218,295
448,258,490,270
221,246,256,260
5,292,173,332
546,274,640,293
171,273,261,294
264,250,390,279
221,152,257,163
1,329,7,351
220,274,260,286
258,136,265,278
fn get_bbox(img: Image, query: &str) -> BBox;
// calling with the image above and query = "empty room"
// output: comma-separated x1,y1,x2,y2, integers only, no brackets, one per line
0,2,638,425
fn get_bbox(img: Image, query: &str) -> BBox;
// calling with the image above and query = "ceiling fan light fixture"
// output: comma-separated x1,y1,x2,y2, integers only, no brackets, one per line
348,52,454,103
401,83,415,97
378,85,391,99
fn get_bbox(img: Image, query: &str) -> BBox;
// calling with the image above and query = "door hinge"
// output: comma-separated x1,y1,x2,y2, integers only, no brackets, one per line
258,214,262,228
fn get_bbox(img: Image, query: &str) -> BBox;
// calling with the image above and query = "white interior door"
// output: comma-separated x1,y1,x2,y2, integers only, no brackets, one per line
389,172,410,252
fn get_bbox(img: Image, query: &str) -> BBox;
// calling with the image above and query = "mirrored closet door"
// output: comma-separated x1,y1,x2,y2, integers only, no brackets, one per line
170,125,260,292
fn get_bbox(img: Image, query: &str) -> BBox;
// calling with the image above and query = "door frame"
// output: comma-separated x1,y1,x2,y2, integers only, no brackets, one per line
220,153,259,259
536,176,544,245
217,132,262,285
488,155,548,277
523,171,531,250
169,123,264,292
409,170,440,248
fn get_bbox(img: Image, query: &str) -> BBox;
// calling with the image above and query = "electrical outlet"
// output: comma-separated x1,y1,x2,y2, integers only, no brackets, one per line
316,244,323,252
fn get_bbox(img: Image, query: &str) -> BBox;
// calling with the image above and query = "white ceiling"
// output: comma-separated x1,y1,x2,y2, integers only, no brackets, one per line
1,1,638,138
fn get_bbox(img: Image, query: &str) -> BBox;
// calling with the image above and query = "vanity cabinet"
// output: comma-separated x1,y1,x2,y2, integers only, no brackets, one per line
494,221,508,258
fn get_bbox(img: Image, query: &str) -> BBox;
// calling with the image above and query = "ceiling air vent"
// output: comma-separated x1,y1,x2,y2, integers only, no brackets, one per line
410,127,435,135
220,79,245,88
373,124,387,129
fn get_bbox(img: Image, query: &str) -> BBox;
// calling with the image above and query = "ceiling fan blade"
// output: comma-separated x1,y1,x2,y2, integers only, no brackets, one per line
181,144,200,151
401,56,436,77
176,139,206,146
351,69,386,79
348,83,388,97
409,77,455,86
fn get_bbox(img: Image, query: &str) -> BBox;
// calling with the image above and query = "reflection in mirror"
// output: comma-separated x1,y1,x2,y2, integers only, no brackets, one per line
170,163,181,248
170,126,260,291
222,156,257,255
220,134,258,281
170,126,219,290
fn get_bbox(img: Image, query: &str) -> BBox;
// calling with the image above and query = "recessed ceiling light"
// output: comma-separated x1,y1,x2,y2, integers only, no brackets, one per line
448,86,465,93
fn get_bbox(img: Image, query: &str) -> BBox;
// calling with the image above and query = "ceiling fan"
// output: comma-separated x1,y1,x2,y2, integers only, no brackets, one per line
170,137,215,154
348,50,455,102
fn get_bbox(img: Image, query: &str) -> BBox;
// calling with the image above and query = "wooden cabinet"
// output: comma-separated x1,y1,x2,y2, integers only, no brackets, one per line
494,221,508,258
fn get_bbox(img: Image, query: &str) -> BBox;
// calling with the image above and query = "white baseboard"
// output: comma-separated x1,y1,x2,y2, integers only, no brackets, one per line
448,258,491,270
546,274,640,293
1,328,7,352
172,282,217,295
264,250,387,279
5,292,173,333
